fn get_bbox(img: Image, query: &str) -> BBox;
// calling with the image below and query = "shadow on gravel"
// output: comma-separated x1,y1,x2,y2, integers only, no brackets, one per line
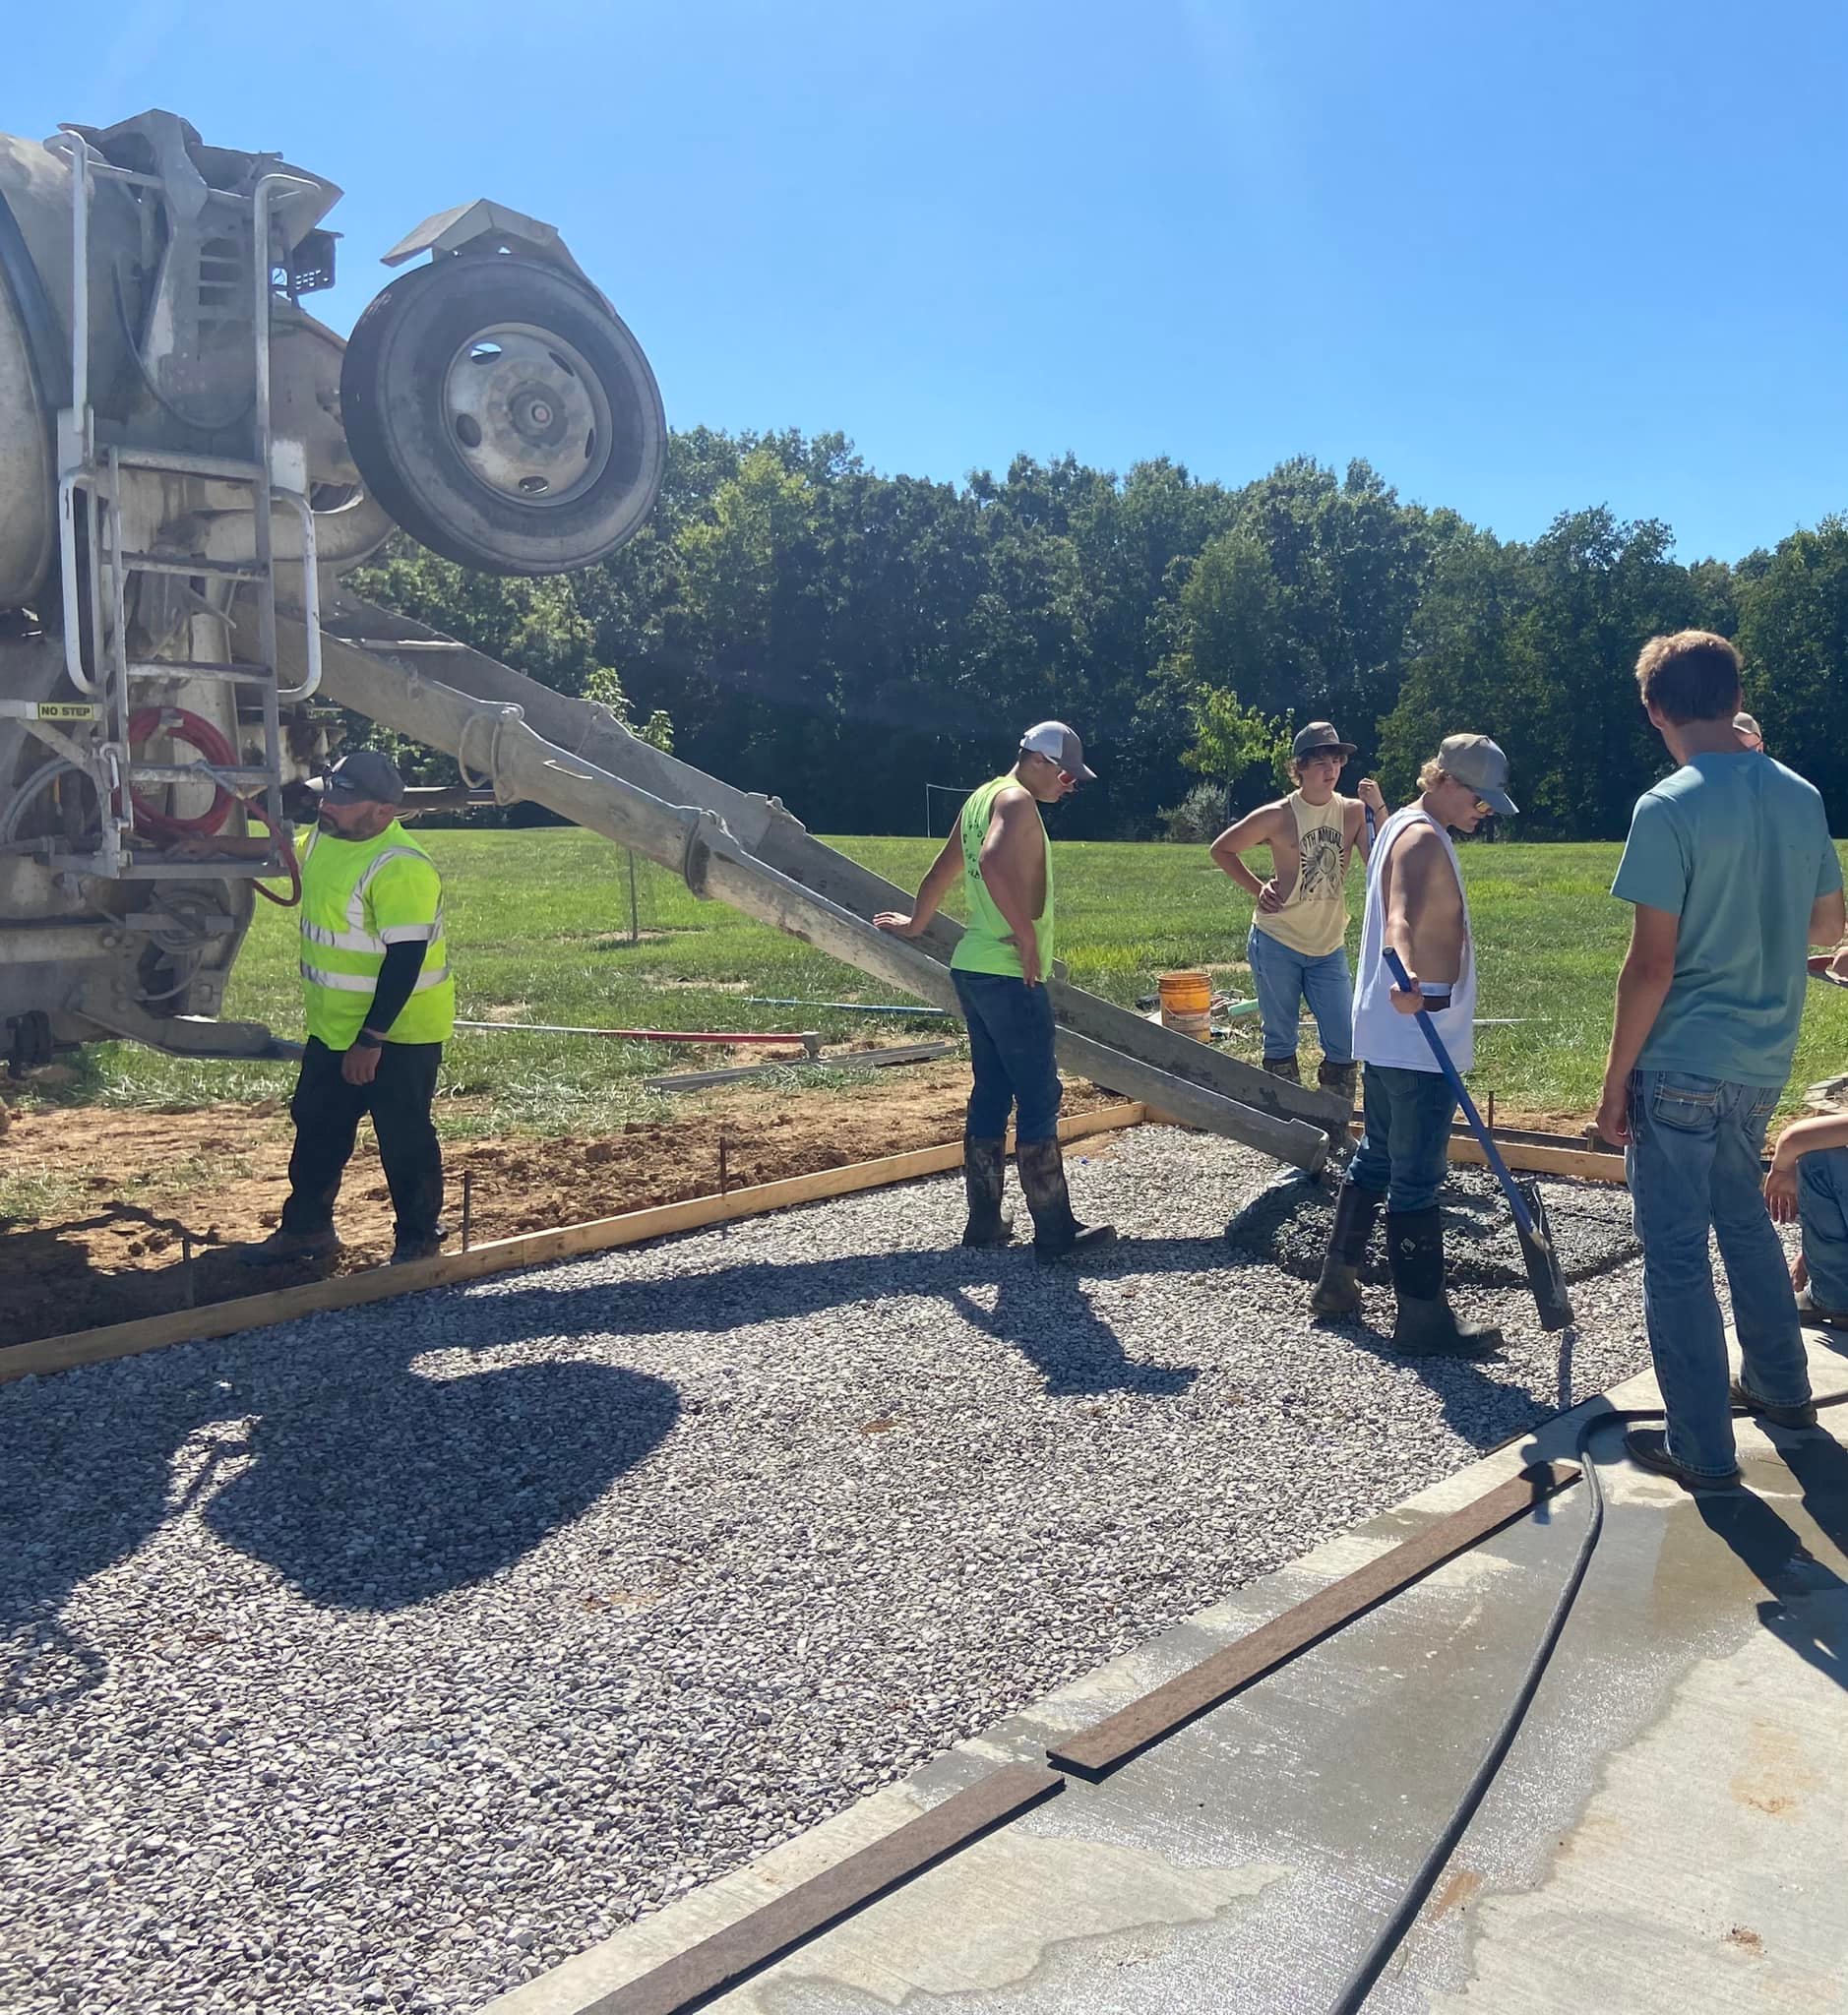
1,1338,680,1707
202,1356,680,1612
434,1240,1225,1400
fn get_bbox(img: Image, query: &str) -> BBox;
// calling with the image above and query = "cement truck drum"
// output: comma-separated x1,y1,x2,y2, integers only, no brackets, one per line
339,255,665,576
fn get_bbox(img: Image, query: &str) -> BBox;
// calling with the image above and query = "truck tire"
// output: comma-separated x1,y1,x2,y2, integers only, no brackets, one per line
339,256,664,576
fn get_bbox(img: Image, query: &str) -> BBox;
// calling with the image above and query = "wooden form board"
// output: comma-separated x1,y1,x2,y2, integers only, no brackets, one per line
1047,1460,1582,1780
1448,1134,1627,1185
0,1104,1147,1385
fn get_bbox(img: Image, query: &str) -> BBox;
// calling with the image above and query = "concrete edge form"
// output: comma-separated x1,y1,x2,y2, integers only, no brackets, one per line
585,1764,1065,2015
1045,1458,1581,1779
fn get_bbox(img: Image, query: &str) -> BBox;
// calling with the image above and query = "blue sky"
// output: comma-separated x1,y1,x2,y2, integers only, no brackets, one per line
10,0,1845,560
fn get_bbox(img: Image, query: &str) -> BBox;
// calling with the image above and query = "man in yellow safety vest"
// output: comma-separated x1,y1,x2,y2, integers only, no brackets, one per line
239,748,455,1267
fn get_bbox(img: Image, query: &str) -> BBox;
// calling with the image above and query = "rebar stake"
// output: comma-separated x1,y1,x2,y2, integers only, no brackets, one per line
180,1232,195,1310
462,1170,473,1252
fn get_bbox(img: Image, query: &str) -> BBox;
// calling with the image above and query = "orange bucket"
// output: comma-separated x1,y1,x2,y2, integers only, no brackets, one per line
1158,969,1212,1041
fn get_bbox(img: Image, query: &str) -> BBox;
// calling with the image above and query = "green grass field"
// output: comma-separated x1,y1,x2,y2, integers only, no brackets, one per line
29,832,1848,1133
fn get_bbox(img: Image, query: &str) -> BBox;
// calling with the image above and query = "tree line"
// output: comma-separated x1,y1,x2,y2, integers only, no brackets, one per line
352,430,1848,841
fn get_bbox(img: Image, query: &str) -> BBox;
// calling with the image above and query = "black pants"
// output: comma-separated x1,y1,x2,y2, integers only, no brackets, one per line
280,1036,444,1244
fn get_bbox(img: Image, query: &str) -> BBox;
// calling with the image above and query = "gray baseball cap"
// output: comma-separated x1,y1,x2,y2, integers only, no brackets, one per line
1292,720,1357,761
1019,721,1097,783
306,748,405,805
1438,733,1517,817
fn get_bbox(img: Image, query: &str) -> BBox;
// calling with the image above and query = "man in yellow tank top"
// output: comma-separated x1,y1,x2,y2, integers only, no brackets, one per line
876,722,1115,1259
1208,721,1384,1101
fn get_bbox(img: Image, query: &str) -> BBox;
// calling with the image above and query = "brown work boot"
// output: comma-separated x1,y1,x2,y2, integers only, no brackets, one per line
1385,1208,1502,1358
1317,1059,1359,1106
237,1225,340,1268
1728,1378,1818,1430
1262,1054,1302,1085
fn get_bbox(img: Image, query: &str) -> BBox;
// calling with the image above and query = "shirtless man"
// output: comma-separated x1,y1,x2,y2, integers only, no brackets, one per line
1208,721,1385,1100
876,722,1115,1258
1310,735,1518,1355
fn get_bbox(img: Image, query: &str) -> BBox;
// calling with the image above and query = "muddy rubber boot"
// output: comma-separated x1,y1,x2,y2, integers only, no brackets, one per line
1016,1137,1117,1261
959,1136,1014,1248
1309,1182,1382,1317
1385,1207,1504,1358
1262,1054,1302,1085
1317,1059,1359,1107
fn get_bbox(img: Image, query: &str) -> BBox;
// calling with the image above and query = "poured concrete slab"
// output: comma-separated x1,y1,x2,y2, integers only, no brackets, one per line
487,1329,1848,2015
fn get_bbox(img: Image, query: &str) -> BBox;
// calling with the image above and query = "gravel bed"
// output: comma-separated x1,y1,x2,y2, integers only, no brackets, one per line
0,1126,1655,2015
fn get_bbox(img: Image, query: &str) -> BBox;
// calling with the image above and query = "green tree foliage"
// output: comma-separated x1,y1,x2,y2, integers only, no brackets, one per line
352,429,1848,842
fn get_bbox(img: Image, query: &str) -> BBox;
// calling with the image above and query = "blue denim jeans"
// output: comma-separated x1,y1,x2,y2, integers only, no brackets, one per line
1246,924,1354,1064
1798,1145,1848,1312
1626,1069,1813,1478
952,968,1063,1142
1348,1063,1458,1212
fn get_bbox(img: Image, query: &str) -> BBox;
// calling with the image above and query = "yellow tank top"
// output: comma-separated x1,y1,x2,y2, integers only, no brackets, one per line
1252,791,1350,957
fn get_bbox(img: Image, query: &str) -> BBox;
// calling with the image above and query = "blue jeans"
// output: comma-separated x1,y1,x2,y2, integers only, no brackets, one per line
1798,1146,1848,1312
1627,1069,1813,1479
1246,924,1354,1065
1349,1064,1457,1212
952,968,1063,1142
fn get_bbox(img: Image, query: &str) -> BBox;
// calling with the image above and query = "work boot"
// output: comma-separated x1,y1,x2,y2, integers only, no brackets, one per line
1317,1059,1359,1107
1385,1207,1503,1358
1309,1181,1382,1317
391,1233,445,1265
1262,1054,1302,1085
237,1225,340,1268
1016,1137,1117,1260
959,1137,1014,1248
1728,1378,1818,1431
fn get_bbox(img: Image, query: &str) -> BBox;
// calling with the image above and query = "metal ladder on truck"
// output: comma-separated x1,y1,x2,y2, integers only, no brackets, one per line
41,130,323,882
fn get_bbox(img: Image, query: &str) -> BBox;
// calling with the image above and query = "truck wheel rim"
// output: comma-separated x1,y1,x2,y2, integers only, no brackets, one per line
441,322,612,509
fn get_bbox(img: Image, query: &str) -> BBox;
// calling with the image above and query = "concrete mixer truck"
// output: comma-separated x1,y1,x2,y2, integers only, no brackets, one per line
0,109,1341,1170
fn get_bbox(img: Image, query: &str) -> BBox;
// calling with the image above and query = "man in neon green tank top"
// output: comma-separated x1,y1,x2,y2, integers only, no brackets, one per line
876,722,1115,1257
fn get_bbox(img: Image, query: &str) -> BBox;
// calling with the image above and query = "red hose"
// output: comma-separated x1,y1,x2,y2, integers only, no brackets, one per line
127,704,300,907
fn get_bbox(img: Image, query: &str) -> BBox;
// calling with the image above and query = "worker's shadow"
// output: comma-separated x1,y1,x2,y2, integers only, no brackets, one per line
1,1325,678,1713
443,1241,1208,1400
1696,1426,1848,1694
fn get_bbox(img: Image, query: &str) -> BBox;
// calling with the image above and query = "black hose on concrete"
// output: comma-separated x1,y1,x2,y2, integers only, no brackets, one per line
1328,1384,1848,2013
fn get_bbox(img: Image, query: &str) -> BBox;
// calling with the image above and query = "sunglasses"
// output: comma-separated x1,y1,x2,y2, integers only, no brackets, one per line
1471,797,1495,818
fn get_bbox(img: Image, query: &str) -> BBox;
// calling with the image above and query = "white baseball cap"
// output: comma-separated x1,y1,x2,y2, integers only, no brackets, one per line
1019,721,1097,783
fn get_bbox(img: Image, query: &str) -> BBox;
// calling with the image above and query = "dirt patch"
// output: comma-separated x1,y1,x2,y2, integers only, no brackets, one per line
0,1064,1125,1349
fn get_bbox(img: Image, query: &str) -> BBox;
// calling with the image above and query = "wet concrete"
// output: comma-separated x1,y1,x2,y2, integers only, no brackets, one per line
490,1330,1848,2015
1226,1166,1639,1290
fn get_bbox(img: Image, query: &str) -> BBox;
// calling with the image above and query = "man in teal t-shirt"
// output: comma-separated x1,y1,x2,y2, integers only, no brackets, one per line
875,722,1115,1259
1595,630,1845,1490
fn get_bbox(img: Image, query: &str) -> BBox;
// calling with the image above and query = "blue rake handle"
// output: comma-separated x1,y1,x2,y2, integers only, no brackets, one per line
1381,946,1541,1243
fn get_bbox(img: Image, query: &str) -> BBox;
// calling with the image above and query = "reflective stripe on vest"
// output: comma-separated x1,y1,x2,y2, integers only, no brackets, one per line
296,822,453,1045
299,959,454,994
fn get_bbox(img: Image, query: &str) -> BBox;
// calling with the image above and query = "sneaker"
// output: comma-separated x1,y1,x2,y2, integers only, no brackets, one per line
1794,1285,1848,1329
1623,1427,1741,1492
1728,1379,1818,1431
236,1226,339,1267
